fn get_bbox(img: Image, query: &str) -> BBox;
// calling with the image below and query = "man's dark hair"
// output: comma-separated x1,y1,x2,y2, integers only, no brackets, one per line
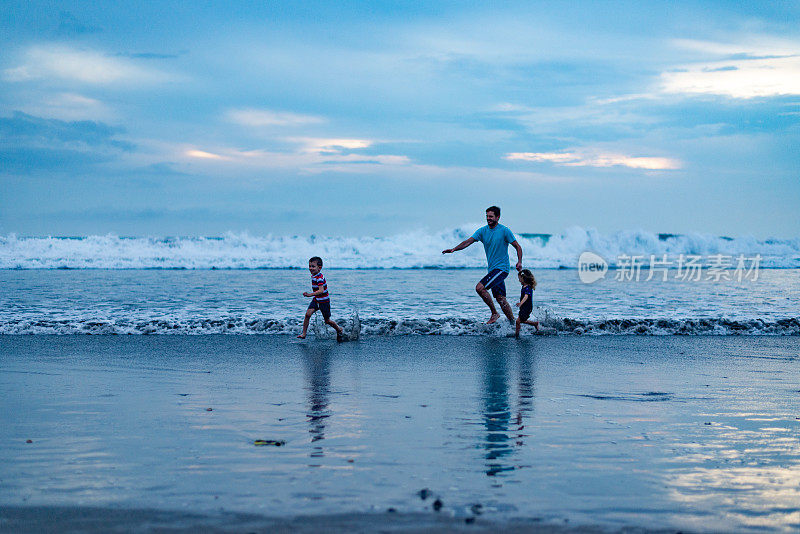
486,206,501,217
309,256,323,267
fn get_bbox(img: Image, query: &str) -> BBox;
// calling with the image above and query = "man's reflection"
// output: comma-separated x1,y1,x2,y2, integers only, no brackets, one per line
481,339,514,477
300,344,332,459
480,338,537,478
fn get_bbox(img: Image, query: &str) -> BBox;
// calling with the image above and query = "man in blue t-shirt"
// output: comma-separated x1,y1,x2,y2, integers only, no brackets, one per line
442,206,523,324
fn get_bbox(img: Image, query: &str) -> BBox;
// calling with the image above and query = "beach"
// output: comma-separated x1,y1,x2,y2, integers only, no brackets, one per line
3,0,800,531
3,335,799,532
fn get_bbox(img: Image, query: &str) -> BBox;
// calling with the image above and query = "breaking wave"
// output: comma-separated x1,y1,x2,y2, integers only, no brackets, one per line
2,316,797,336
1,227,799,269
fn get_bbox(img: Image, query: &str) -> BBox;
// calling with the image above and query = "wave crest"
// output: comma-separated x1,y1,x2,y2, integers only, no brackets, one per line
1,227,798,269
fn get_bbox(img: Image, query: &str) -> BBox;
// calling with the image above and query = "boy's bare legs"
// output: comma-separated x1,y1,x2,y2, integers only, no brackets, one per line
514,317,522,338
476,283,500,324
297,308,314,339
325,318,344,338
298,311,345,340
495,295,516,324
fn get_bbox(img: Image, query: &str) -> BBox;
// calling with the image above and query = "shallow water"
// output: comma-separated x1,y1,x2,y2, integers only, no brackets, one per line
1,269,798,334
2,336,799,532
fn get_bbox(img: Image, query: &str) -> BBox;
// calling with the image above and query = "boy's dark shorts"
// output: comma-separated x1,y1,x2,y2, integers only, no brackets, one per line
308,299,331,320
518,304,533,322
478,269,509,298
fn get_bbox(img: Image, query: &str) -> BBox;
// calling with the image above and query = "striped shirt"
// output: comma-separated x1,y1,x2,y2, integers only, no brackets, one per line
311,272,329,301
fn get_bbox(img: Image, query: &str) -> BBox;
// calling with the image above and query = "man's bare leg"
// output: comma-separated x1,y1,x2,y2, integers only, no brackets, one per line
495,295,516,323
476,283,500,324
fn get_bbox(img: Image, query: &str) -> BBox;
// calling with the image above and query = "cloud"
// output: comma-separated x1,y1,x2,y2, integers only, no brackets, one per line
0,112,132,173
174,136,409,174
661,56,800,99
176,142,571,183
289,137,373,154
506,150,681,170
660,39,800,98
490,102,534,113
123,52,182,60
15,92,115,121
186,149,227,160
486,96,659,140
226,108,325,127
0,112,130,149
3,45,175,85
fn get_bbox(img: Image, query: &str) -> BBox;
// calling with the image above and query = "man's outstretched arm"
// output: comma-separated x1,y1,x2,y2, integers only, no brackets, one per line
511,240,523,271
442,237,476,254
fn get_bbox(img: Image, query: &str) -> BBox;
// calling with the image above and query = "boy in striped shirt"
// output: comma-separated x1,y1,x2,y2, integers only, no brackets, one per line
297,256,346,342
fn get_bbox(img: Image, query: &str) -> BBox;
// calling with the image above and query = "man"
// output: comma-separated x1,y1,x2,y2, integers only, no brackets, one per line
442,206,523,324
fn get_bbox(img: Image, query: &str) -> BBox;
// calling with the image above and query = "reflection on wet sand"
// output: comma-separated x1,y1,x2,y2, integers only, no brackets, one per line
5,335,800,531
664,413,800,530
515,341,535,447
480,339,536,479
300,344,332,460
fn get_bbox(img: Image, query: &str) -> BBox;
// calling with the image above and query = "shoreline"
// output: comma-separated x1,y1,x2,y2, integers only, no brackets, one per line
2,318,798,336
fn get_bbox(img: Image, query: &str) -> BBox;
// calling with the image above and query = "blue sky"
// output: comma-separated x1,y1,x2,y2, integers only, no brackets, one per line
1,1,798,237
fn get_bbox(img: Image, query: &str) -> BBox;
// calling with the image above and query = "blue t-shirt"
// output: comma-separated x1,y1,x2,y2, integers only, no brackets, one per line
471,224,516,273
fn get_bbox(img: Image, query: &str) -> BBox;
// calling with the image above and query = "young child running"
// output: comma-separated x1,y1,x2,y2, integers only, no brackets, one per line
515,269,540,337
297,256,346,342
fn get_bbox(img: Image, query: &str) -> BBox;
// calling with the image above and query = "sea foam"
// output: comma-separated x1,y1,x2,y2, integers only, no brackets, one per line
1,315,797,336
1,227,798,269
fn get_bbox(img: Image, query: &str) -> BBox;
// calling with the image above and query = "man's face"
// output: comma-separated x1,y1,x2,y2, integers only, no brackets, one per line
309,261,320,275
486,211,499,227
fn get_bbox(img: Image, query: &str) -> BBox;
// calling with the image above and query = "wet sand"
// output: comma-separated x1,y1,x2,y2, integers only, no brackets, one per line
0,505,677,533
2,336,799,532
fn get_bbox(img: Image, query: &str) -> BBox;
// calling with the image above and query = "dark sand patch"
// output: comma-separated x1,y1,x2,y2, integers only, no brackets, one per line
0,506,679,534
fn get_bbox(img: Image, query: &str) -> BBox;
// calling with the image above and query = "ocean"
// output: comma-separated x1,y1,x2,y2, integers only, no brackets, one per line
1,226,798,336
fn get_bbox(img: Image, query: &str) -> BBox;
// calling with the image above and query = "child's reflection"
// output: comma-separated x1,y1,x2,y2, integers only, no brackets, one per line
300,344,332,459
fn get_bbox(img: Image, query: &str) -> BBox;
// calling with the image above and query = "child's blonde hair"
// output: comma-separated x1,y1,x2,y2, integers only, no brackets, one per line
519,269,537,290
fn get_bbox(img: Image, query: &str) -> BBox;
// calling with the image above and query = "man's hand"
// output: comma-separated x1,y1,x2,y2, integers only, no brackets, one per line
510,240,523,272
443,237,475,255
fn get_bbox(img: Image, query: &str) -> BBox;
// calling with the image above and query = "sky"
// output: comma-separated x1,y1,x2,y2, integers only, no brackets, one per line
1,1,798,238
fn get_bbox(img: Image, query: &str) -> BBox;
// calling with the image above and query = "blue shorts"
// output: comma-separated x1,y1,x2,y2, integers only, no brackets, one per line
479,269,509,298
308,299,331,320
